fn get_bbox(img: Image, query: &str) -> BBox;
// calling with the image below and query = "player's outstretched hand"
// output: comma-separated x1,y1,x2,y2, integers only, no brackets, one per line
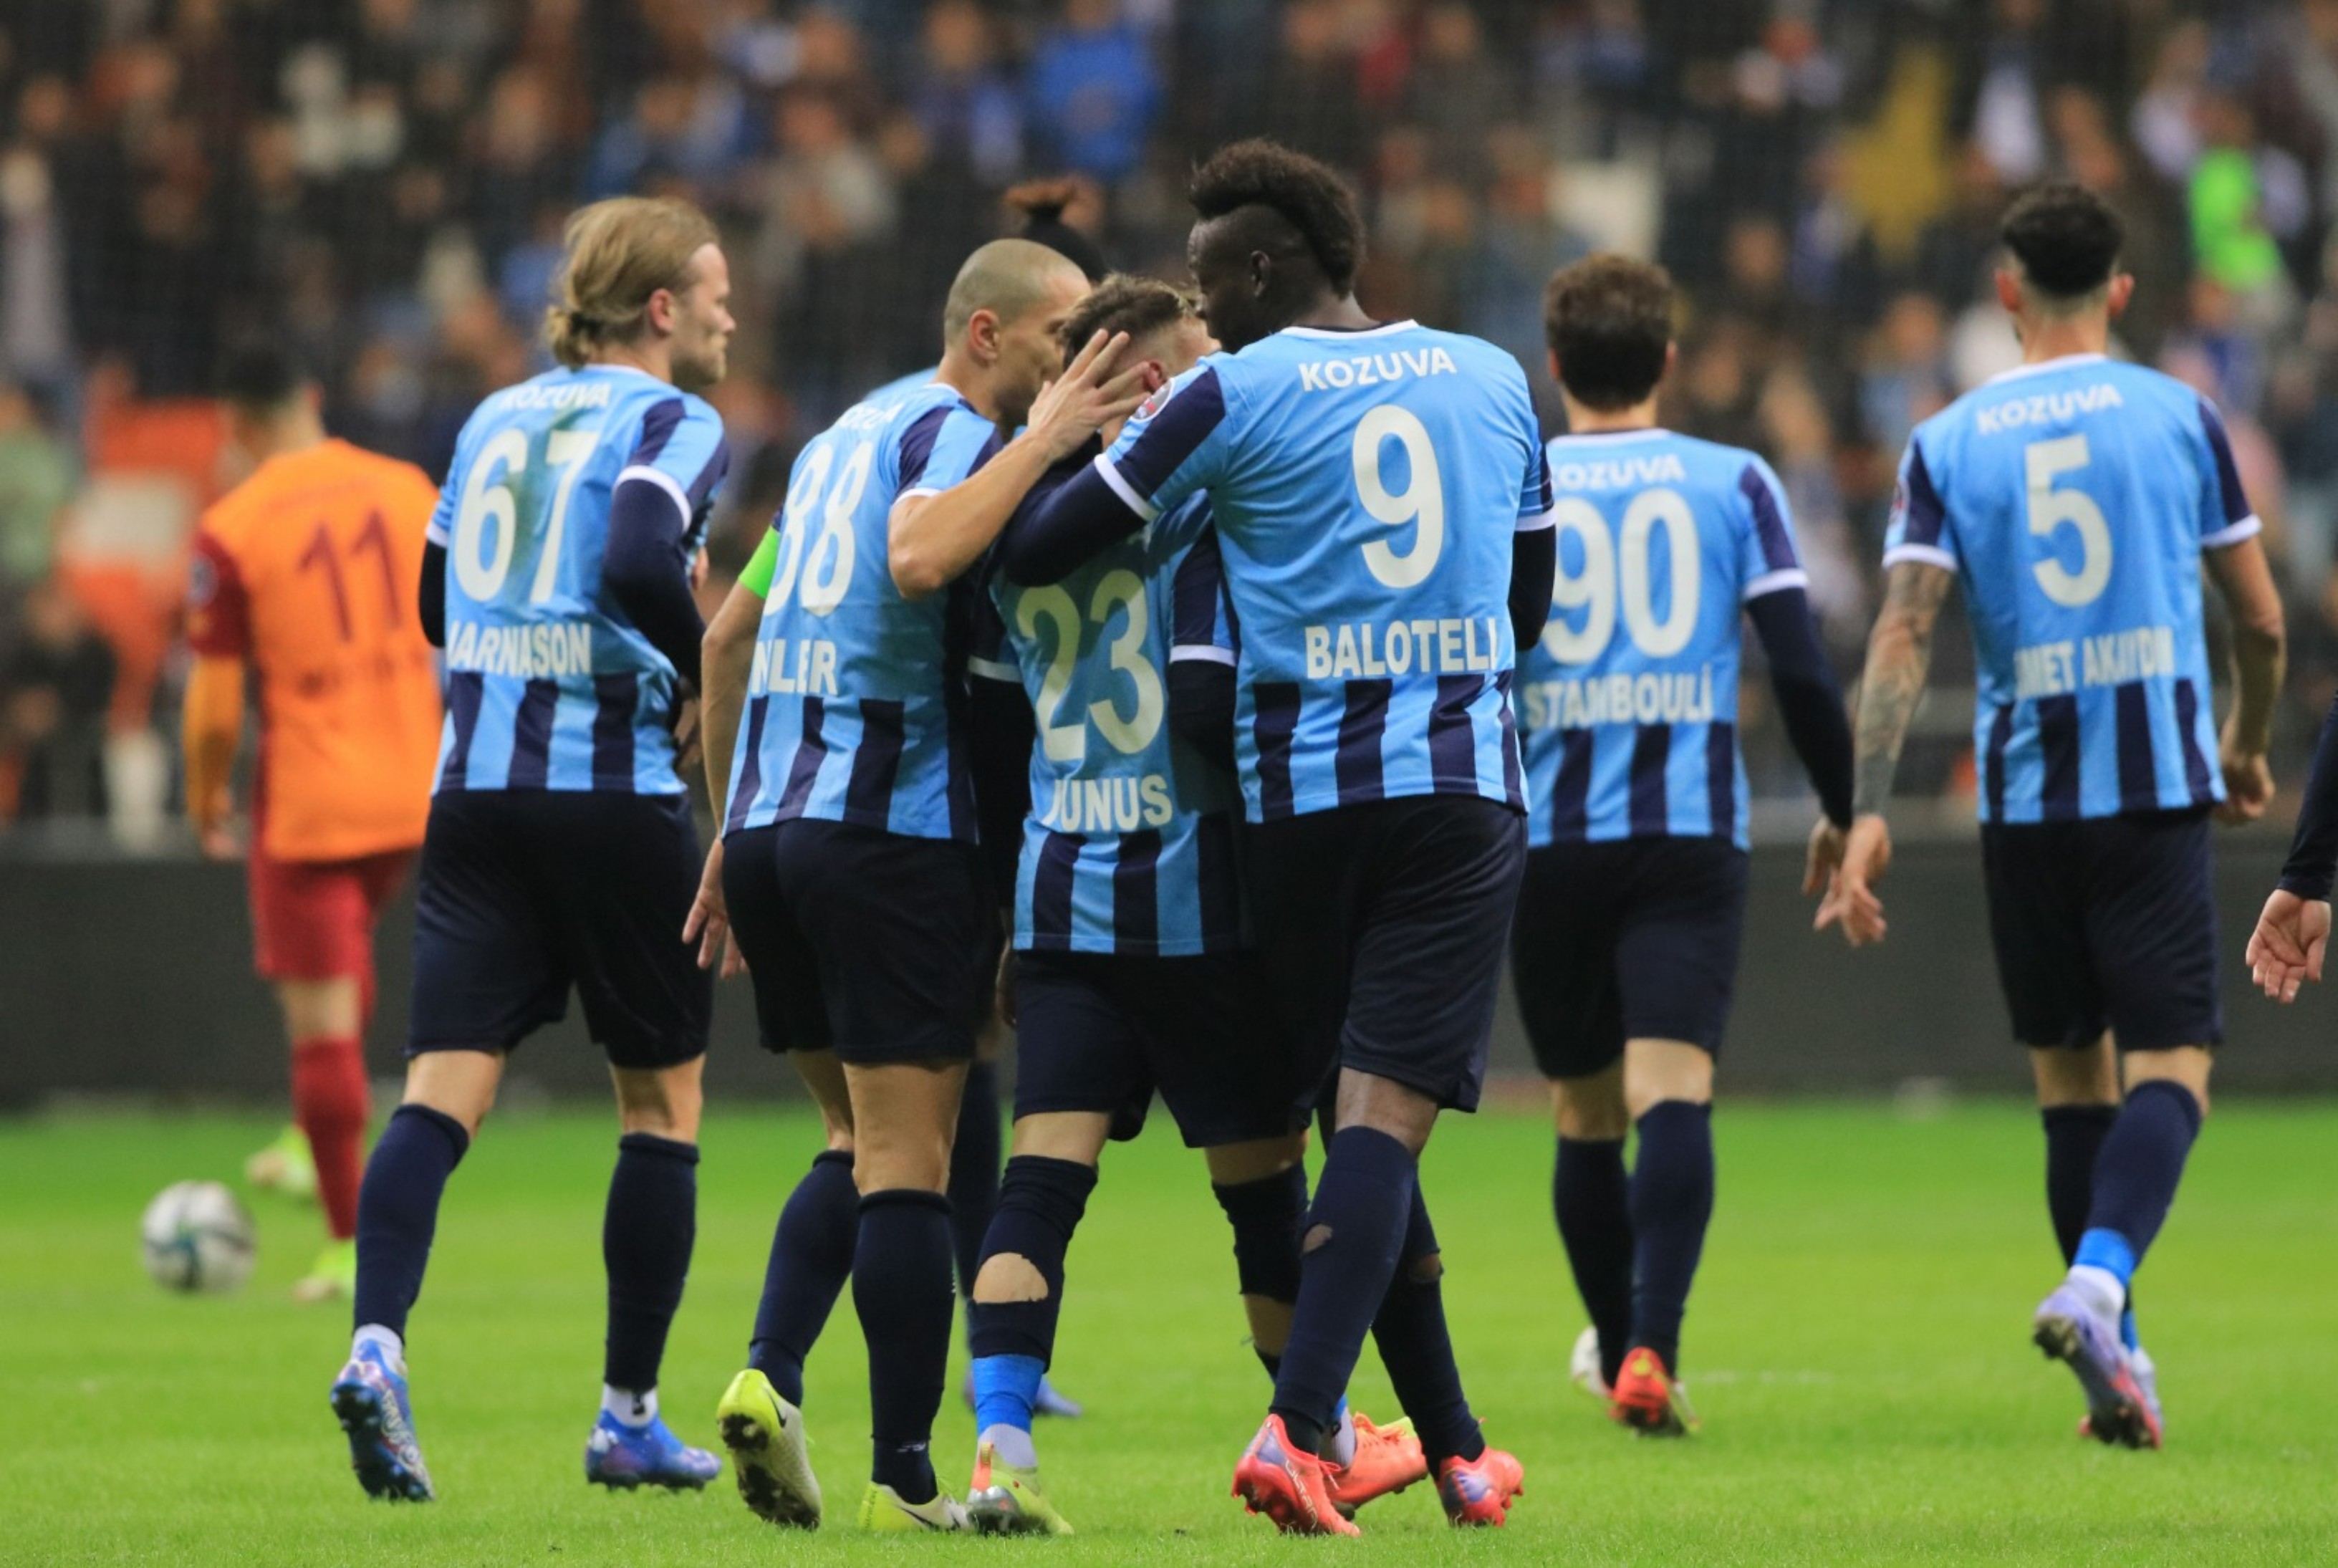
2246,888,2329,1003
2215,733,2274,825
1026,330,1160,463
683,839,745,978
1814,813,1890,947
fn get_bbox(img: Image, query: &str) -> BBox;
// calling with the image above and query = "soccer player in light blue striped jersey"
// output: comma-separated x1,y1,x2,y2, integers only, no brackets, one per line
1513,256,1853,1436
954,277,1423,1533
1002,140,1545,1534
334,197,736,1502
691,239,1153,1531
1821,183,2287,1451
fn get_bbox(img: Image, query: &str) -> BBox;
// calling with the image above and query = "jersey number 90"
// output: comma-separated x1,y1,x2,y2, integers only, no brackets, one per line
1541,489,1703,663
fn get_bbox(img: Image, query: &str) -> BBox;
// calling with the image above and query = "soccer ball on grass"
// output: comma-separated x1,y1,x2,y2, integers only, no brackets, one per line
141,1180,257,1294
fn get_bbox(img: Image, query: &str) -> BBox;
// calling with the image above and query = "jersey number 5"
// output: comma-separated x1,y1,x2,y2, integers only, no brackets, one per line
452,424,600,604
1541,489,1703,662
2024,433,2112,607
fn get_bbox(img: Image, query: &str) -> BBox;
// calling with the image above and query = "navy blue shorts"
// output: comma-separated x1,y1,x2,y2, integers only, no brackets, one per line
1244,795,1527,1114
1011,950,1308,1148
409,791,711,1069
723,818,990,1065
1509,836,1748,1079
1981,807,2222,1052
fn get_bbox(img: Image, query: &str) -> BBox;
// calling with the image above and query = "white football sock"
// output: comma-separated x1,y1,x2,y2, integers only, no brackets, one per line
2065,1264,2126,1319
980,1422,1039,1471
603,1385,659,1428
1329,1406,1357,1469
352,1324,404,1375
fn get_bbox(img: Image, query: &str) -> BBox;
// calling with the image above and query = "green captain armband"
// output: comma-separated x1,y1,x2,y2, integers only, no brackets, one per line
739,525,778,597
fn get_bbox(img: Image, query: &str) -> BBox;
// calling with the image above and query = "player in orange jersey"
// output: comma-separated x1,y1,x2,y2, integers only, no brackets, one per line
182,344,443,1303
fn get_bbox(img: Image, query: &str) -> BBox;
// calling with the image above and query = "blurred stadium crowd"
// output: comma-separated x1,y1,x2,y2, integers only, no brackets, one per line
1,0,2336,833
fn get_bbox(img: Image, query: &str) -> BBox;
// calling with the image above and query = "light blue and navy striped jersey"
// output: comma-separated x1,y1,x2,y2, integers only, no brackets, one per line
724,383,1004,840
1883,353,2257,823
973,506,1246,956
1517,431,1807,850
1095,321,1553,822
428,364,727,794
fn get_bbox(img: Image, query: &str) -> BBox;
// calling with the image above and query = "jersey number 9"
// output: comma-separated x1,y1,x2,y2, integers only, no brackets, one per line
1353,406,1445,588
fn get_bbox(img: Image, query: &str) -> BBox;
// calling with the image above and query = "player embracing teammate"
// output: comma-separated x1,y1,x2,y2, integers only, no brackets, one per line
1008,140,1546,1533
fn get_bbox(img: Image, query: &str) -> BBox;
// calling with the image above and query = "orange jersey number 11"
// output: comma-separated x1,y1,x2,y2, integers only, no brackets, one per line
297,511,403,643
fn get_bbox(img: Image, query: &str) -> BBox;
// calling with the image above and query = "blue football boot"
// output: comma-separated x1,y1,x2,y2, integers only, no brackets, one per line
329,1344,435,1501
585,1410,723,1490
2032,1283,2163,1450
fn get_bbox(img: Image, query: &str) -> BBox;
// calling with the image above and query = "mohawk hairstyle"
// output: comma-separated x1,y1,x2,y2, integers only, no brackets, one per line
1189,139,1366,292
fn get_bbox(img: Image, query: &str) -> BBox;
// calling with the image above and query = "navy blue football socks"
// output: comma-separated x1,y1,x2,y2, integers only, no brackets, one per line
1554,1135,1635,1387
948,1062,1004,1319
2074,1079,2203,1292
1369,1185,1485,1464
601,1132,698,1397
1269,1126,1416,1453
2041,1103,2119,1264
854,1188,956,1503
966,1155,1097,1366
1629,1100,1714,1371
1213,1163,1308,1309
352,1102,469,1339
749,1148,859,1407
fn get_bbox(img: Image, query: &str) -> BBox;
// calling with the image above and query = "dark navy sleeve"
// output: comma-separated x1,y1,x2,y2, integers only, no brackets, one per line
604,473,706,691
1747,587,1854,828
1166,521,1238,774
1508,524,1555,658
2281,693,2338,900
418,539,447,648
968,649,1035,904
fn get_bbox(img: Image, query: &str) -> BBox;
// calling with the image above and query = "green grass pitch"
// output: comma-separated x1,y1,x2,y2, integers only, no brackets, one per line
7,1099,2337,1566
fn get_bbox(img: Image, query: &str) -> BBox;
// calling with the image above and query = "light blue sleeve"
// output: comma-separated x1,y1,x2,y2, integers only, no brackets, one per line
900,405,1005,496
618,395,730,544
1098,363,1238,521
1734,455,1807,601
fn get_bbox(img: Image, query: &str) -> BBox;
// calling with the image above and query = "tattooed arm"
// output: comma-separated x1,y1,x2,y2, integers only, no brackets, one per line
1852,562,1955,815
1811,560,1954,946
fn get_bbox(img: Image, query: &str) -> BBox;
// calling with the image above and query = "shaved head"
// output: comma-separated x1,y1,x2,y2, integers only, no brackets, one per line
943,238,1089,346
